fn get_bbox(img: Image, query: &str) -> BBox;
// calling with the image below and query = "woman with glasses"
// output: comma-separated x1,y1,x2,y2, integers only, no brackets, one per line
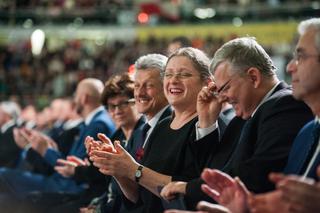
53,73,145,213
89,48,223,213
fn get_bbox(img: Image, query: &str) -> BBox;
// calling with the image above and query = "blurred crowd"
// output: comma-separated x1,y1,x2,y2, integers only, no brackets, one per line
0,33,292,109
0,17,319,213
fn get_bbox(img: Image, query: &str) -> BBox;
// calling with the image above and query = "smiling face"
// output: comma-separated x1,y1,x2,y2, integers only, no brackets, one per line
134,69,168,119
214,62,258,119
107,94,137,128
164,56,205,110
287,28,320,104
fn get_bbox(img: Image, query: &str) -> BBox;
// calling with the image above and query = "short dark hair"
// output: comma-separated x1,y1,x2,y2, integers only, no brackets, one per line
101,73,134,106
170,36,191,47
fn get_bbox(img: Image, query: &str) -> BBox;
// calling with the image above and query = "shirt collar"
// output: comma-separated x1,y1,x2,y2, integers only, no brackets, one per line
147,105,170,129
251,82,281,117
63,118,84,130
85,106,104,126
315,116,320,124
1,119,15,133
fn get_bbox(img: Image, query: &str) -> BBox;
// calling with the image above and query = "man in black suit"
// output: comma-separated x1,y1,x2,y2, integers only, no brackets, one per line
81,53,172,213
160,37,313,209
0,101,21,168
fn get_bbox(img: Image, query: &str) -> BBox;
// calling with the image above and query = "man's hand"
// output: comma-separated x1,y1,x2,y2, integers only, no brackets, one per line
28,131,51,156
89,134,135,178
54,159,77,178
197,82,222,128
13,128,30,149
201,169,250,213
248,190,290,213
160,181,187,201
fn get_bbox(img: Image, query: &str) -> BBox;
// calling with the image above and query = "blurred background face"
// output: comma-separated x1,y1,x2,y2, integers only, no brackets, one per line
107,94,137,128
134,69,167,119
164,56,204,109
288,29,320,102
0,108,8,127
36,107,52,130
74,85,84,116
21,105,37,122
50,99,65,122
167,42,182,56
214,62,255,120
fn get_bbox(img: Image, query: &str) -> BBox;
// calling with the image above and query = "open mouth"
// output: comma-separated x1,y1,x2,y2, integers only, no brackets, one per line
169,88,183,95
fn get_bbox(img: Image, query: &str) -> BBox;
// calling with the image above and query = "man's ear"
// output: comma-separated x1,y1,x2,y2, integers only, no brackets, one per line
81,93,88,105
246,67,261,88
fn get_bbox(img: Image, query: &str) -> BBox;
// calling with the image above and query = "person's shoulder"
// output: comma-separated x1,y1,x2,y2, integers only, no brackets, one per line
156,116,172,128
262,85,306,110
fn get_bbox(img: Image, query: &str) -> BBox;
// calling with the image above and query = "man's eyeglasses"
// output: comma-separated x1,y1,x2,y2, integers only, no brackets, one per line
106,99,135,111
214,75,237,97
292,51,320,65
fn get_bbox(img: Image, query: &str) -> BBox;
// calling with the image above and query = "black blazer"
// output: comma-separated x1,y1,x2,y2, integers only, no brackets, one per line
185,82,313,209
128,106,173,160
0,124,21,168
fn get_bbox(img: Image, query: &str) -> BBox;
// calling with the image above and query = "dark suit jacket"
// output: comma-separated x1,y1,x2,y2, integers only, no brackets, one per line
284,120,320,179
0,124,21,168
24,121,85,175
185,82,313,209
44,108,115,167
128,106,173,160
32,108,116,193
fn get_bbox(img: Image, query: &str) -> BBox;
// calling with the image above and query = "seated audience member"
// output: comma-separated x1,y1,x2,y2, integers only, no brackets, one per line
19,104,37,129
82,54,172,213
0,101,22,168
51,73,145,213
163,17,320,213
0,78,115,211
167,36,192,56
14,98,84,175
88,47,225,213
160,36,313,209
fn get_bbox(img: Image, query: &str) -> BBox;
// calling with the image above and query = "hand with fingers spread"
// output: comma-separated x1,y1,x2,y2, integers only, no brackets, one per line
90,136,137,178
197,82,222,128
161,181,187,201
86,133,118,157
201,169,250,213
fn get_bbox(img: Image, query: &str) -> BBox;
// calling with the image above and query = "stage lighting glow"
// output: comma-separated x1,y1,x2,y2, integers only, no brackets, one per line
128,64,135,75
138,12,149,24
31,29,45,55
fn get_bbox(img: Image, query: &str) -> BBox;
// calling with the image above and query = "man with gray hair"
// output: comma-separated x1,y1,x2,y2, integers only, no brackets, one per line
163,18,320,213
81,54,172,213
160,37,313,209
0,101,21,168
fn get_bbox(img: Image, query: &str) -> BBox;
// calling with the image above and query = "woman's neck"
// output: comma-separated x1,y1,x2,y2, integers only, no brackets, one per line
171,108,197,129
